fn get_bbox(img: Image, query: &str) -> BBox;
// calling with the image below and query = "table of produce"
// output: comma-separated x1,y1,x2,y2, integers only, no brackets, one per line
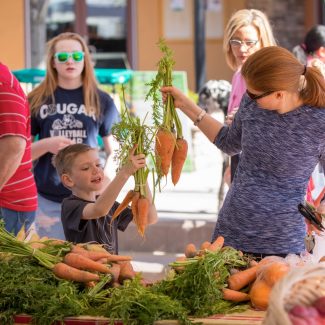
2,222,325,325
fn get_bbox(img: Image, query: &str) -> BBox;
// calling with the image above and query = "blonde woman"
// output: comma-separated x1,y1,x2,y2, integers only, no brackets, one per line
29,32,119,239
223,9,276,181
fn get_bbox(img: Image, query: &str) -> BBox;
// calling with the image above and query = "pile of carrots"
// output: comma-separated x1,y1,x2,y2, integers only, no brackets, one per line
53,244,135,286
15,228,139,287
169,236,296,311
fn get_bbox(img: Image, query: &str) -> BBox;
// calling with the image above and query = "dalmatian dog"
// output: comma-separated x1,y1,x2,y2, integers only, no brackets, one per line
198,79,231,117
197,80,232,209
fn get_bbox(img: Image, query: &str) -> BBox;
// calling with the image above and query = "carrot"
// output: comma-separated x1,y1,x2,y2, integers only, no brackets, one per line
107,263,121,282
185,243,197,258
29,241,46,249
227,265,258,291
155,128,176,176
112,190,135,220
249,278,271,310
118,261,136,283
208,235,224,252
95,254,132,263
85,281,97,288
171,138,188,185
53,262,100,282
64,253,111,274
131,191,140,225
85,243,108,253
200,241,211,250
222,288,250,302
71,246,111,261
136,196,149,236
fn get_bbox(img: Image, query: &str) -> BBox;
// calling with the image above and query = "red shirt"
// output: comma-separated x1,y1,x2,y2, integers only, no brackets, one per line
0,63,37,211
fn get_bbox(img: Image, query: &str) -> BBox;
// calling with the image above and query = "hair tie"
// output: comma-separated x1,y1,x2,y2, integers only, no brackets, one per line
302,65,307,76
300,43,307,51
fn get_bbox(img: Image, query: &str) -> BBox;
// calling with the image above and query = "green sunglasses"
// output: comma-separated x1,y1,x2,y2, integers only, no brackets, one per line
54,51,85,63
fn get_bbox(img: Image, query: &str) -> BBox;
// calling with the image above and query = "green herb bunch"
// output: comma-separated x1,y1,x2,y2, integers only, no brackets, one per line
88,276,194,325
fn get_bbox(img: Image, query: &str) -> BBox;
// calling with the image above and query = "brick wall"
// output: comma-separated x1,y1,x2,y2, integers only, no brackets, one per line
247,0,305,51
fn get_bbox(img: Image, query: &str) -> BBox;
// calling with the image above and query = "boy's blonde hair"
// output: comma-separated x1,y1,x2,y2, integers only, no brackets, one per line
53,143,95,176
223,9,276,71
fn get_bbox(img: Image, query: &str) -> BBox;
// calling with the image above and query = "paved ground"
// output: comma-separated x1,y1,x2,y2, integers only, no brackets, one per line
115,121,228,282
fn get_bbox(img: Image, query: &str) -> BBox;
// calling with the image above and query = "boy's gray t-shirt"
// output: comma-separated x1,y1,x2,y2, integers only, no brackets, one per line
61,195,133,254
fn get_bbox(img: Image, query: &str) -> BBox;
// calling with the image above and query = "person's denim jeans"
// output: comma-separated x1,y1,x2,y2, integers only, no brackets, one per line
0,208,36,236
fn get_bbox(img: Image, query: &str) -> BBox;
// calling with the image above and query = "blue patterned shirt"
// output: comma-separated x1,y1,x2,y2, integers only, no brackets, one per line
213,94,325,254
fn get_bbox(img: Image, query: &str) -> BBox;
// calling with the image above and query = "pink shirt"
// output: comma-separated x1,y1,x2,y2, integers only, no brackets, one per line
227,69,246,114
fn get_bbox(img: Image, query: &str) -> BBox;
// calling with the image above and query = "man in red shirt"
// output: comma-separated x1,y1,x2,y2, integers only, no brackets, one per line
0,62,37,235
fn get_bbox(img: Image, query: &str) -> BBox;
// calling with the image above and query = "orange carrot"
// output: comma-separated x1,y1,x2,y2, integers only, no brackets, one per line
131,191,140,224
222,288,250,302
107,263,121,282
118,261,136,283
53,262,100,282
200,241,211,250
71,246,111,261
227,265,258,291
137,196,149,236
96,254,132,263
171,138,188,185
112,190,135,220
185,243,197,258
155,128,176,176
208,236,224,252
85,281,96,288
64,253,111,273
29,241,46,249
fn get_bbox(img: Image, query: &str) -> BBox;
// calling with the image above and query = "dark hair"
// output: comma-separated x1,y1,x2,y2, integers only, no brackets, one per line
293,25,325,63
241,46,325,107
53,143,95,176
305,25,325,54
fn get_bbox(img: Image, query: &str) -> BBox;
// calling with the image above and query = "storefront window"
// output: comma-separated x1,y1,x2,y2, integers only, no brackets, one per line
86,0,127,68
46,0,75,39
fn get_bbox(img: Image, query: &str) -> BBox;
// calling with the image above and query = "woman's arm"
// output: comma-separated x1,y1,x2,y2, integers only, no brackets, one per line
161,86,224,142
31,136,74,161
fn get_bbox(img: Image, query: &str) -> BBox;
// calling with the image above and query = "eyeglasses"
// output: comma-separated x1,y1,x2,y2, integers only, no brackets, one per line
229,39,259,49
54,51,85,63
246,90,274,100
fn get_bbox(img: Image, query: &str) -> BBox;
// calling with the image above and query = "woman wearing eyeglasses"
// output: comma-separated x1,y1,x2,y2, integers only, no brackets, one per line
160,46,325,258
223,9,276,183
28,32,119,239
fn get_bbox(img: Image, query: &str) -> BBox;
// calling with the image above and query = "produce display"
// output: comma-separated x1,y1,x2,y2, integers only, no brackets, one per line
0,223,259,325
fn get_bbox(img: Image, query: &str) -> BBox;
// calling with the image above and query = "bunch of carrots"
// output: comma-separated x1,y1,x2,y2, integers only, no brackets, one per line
146,39,188,186
111,90,156,237
0,223,137,287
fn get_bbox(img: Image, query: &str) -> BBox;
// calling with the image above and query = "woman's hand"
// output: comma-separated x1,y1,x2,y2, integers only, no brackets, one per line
160,86,192,111
225,107,238,126
46,136,74,155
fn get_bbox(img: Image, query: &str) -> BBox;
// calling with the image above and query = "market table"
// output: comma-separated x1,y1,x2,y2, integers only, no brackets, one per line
14,310,265,325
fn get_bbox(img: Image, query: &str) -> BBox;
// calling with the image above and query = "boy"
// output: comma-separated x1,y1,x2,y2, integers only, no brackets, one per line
53,143,157,254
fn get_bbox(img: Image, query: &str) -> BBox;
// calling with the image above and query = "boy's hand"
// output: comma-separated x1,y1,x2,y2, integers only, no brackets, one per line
123,145,146,176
